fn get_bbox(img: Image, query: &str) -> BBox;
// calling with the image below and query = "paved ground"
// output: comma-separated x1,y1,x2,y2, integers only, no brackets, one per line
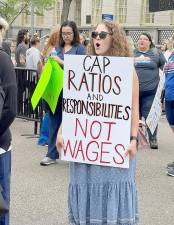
9,117,174,225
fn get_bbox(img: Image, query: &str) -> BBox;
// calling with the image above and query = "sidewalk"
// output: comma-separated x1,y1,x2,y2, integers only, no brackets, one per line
10,117,174,225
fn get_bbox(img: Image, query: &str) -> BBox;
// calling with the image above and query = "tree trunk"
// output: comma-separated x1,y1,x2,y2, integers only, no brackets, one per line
74,0,81,26
61,0,72,24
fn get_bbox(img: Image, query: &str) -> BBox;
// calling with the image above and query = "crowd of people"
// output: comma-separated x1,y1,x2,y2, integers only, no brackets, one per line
0,15,174,225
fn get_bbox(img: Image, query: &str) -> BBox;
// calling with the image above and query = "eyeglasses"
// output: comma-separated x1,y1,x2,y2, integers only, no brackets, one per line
62,32,73,38
91,31,112,39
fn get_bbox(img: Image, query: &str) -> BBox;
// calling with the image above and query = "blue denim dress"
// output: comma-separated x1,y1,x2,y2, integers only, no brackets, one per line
68,158,139,225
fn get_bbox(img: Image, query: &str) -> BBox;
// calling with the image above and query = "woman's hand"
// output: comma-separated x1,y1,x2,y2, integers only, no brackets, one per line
125,140,137,159
56,134,64,153
51,56,64,65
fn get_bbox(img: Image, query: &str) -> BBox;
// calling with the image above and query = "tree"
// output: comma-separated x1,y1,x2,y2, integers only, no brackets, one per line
0,0,56,24
61,0,73,24
0,0,77,27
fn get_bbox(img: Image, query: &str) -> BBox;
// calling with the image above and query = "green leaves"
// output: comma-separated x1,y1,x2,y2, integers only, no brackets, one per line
0,0,56,24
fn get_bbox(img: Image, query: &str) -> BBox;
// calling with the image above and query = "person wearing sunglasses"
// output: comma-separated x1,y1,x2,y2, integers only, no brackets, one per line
91,30,112,39
40,21,86,166
56,21,139,225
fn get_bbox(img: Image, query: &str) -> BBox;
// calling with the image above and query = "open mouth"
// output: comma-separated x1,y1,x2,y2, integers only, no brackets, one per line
96,43,100,47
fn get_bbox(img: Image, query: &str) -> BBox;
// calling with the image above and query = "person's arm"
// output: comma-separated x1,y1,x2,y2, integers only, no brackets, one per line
33,49,41,70
50,47,64,66
0,55,17,136
51,56,64,66
0,85,17,136
158,51,167,70
19,53,26,65
37,60,43,75
0,85,5,119
19,45,27,66
56,124,63,152
125,69,139,158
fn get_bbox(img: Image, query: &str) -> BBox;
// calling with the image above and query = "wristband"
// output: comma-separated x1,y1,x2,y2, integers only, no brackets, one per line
130,136,138,142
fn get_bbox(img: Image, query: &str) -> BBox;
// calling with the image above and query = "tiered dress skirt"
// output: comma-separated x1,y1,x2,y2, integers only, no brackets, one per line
68,158,139,225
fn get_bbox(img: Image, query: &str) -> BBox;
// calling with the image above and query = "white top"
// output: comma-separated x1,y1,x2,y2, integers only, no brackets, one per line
0,146,12,155
26,47,40,70
164,50,172,61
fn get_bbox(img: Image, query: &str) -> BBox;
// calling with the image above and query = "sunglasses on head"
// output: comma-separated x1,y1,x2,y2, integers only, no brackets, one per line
91,31,112,39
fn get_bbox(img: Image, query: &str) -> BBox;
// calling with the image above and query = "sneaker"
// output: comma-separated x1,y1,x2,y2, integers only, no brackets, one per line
167,161,174,169
161,110,166,116
40,157,56,166
150,139,158,149
167,168,174,177
38,143,48,147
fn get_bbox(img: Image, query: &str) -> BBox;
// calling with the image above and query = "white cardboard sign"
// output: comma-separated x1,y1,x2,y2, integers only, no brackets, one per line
146,70,165,134
61,55,134,168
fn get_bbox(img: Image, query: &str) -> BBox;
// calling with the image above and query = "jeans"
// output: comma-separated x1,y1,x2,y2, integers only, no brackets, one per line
0,151,11,225
165,100,174,128
38,112,49,146
46,99,62,160
139,88,158,141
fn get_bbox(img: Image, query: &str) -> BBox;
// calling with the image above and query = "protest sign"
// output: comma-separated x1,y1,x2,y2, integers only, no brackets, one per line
146,70,165,134
31,58,63,114
61,55,134,168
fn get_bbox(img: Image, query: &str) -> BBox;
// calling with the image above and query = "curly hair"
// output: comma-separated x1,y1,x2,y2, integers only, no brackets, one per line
42,27,59,58
88,21,132,57
0,17,9,44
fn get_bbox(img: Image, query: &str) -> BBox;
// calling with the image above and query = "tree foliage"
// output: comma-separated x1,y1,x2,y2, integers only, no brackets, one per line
0,0,56,24
0,0,74,26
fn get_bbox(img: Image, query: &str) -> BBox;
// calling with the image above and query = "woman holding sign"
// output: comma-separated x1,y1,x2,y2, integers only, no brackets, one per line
40,21,86,166
57,21,139,225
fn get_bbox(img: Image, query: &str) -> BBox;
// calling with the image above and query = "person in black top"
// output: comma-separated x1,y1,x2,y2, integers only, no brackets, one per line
0,17,17,225
2,41,11,56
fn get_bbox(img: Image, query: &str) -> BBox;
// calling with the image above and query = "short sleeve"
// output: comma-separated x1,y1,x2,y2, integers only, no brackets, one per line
76,44,86,55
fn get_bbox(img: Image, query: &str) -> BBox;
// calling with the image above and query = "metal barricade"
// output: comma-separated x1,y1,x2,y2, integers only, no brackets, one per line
15,67,43,136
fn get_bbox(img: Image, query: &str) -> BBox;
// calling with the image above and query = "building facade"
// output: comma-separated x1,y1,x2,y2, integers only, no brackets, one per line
10,0,174,44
